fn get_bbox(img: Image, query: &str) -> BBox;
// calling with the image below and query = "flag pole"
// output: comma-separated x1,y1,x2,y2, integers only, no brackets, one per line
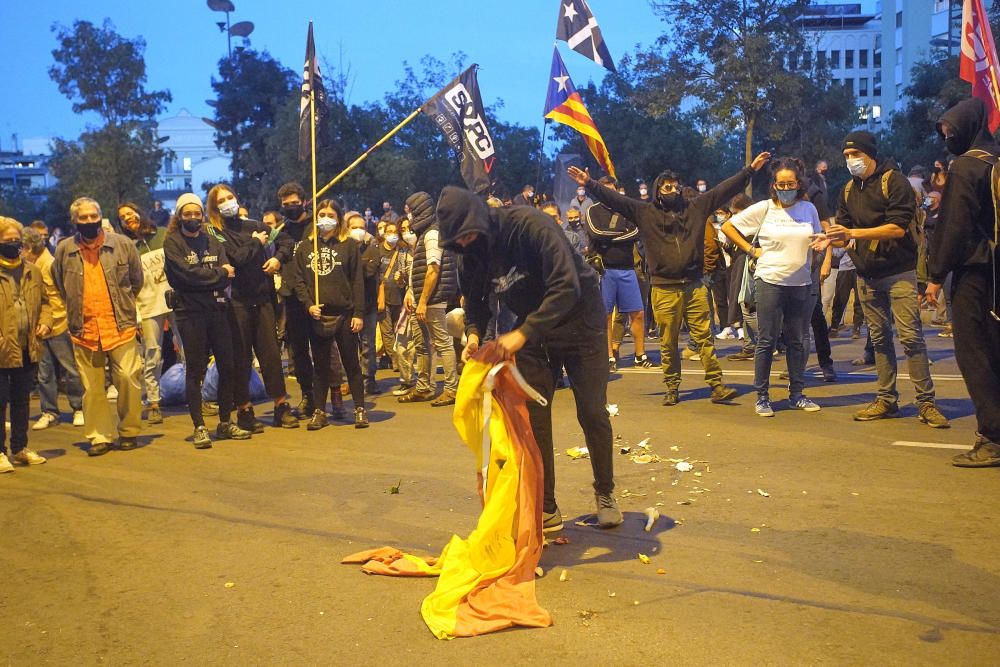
315,107,422,200
310,78,320,305
536,119,549,193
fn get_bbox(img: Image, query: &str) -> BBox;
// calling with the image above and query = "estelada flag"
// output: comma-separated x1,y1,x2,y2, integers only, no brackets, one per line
544,47,617,179
960,0,1000,132
556,0,616,73
422,65,497,195
341,343,552,639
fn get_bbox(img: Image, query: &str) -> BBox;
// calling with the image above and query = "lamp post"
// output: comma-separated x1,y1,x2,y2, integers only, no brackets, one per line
207,0,236,58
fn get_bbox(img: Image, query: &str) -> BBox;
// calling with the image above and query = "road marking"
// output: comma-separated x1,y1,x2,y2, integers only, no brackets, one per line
616,368,966,382
890,441,969,450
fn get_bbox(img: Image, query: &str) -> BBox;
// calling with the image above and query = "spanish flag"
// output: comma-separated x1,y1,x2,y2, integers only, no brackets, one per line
341,343,552,639
544,47,617,179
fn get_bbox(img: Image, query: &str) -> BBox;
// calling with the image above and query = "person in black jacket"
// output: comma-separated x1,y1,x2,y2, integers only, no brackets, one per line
275,181,317,418
436,185,623,533
826,132,948,427
926,98,1000,467
293,199,368,429
206,183,298,432
347,210,383,394
567,154,770,406
163,192,251,448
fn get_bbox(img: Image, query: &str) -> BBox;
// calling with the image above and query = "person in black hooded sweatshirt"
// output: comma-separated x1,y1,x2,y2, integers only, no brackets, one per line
568,154,771,407
926,98,1000,467
436,185,623,533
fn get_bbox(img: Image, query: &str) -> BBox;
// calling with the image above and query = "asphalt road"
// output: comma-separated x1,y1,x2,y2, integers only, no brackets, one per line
2,327,998,665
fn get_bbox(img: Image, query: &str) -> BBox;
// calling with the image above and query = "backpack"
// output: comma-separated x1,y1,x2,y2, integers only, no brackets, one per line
843,168,923,252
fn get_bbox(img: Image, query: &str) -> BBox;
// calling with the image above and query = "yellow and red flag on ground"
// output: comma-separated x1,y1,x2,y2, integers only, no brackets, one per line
342,343,552,639
544,47,617,179
961,0,1000,132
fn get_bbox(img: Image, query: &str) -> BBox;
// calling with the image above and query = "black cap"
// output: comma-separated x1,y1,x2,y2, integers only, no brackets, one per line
842,131,878,160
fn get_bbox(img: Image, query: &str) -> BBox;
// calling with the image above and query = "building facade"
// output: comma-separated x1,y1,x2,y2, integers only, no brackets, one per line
154,109,230,211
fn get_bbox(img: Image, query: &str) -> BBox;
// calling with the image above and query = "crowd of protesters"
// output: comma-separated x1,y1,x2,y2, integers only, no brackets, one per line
1,105,998,492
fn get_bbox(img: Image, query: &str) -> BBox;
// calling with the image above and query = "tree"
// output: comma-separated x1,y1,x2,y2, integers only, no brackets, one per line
46,19,170,220
636,0,811,169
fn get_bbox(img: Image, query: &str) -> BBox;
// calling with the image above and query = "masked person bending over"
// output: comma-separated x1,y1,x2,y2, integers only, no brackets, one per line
568,153,771,407
436,186,622,533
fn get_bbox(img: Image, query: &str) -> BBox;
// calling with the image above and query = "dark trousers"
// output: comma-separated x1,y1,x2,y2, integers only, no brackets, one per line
310,316,365,411
229,299,286,405
754,279,811,399
517,291,614,513
359,310,379,383
951,265,1000,441
831,268,864,329
283,297,315,396
176,309,235,427
0,352,35,456
809,294,833,368
710,268,731,327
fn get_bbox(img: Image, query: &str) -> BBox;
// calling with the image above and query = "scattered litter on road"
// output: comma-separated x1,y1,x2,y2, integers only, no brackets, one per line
631,454,658,464
757,489,770,497
636,437,651,449
753,560,764,563
559,569,569,582
751,527,761,533
638,553,651,564
643,507,660,532
566,446,590,460
675,461,694,472
553,536,571,545
387,479,402,495
677,500,692,505
608,591,617,597
619,446,631,455
670,445,680,452
656,568,666,575
575,519,598,527
620,489,647,498
578,609,598,621
606,404,619,417
534,566,545,577
224,582,235,588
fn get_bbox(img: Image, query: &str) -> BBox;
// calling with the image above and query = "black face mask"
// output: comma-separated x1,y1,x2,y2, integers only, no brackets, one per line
657,193,684,212
944,136,964,156
77,222,102,240
181,219,203,233
0,240,22,259
282,204,304,221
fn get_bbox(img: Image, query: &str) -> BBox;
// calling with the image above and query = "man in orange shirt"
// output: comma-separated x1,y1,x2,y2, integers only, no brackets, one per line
53,197,144,456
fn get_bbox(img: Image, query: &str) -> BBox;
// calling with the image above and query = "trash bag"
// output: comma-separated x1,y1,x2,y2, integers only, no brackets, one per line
159,362,187,406
201,361,267,402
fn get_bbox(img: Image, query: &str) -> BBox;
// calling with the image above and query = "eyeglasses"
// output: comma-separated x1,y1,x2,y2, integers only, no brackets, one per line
774,182,799,190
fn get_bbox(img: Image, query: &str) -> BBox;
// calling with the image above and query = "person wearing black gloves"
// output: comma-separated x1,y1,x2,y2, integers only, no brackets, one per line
568,154,770,406
275,182,317,417
436,185,623,533
206,184,297,432
926,98,1000,467
292,199,368,430
163,193,250,448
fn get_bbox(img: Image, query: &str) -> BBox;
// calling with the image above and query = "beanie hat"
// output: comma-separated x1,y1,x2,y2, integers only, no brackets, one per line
175,192,203,213
842,131,878,160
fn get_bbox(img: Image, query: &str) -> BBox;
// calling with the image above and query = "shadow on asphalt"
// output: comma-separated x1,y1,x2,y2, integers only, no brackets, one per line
540,511,678,568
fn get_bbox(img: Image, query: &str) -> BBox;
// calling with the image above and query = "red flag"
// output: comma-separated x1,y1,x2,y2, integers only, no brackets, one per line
961,0,1000,132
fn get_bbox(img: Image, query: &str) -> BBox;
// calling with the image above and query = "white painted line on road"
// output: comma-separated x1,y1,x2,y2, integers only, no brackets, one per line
890,441,969,450
616,368,966,381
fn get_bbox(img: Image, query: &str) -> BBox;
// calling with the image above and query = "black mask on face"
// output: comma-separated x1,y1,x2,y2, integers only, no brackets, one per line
181,219,203,233
281,204,304,221
944,136,964,156
0,240,22,259
77,222,102,240
657,192,684,211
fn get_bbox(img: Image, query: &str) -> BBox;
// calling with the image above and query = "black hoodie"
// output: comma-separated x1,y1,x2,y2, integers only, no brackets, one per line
928,98,998,283
583,167,754,284
291,233,364,319
834,157,918,279
436,186,600,342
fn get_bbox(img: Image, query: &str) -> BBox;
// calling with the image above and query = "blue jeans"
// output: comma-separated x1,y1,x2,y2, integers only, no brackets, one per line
753,279,812,399
358,311,379,383
38,331,83,415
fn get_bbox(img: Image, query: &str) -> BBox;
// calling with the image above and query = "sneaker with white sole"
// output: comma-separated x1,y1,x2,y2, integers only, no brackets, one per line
595,493,623,528
106,385,118,400
32,412,58,431
13,449,47,465
72,410,85,427
790,396,821,412
542,507,563,533
715,326,736,340
0,453,14,473
755,398,775,417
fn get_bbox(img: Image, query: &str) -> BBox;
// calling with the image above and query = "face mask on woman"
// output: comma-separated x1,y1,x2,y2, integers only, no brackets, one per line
402,231,417,247
775,189,798,206
316,215,338,235
181,218,204,233
385,233,399,247
349,228,367,243
0,240,23,260
219,199,240,218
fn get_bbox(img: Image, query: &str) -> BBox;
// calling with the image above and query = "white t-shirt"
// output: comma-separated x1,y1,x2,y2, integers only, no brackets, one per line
730,199,821,287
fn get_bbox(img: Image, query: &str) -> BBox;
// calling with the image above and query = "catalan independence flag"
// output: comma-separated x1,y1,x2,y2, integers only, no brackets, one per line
543,47,616,179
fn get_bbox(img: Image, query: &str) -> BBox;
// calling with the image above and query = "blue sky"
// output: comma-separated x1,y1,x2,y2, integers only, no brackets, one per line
0,0,663,150
0,0,879,152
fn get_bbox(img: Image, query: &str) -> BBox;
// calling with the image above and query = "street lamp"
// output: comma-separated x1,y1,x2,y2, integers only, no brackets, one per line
207,0,236,58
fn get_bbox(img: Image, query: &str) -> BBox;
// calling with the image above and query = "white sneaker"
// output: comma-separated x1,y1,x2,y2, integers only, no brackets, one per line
0,453,13,473
715,326,735,340
106,385,119,400
736,327,745,340
13,449,46,465
684,348,701,360
72,411,85,427
33,412,58,431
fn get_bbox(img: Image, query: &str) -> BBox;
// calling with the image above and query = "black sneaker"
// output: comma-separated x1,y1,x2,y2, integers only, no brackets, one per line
216,422,251,440
727,350,755,361
365,380,382,395
542,506,563,533
118,437,138,451
87,441,111,457
296,396,314,419
595,493,623,528
354,407,370,429
274,402,299,429
634,354,656,368
608,357,617,373
307,409,328,431
237,407,265,434
821,365,837,382
192,426,212,449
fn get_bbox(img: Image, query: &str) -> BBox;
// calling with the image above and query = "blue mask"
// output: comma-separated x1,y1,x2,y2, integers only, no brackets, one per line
316,218,338,235
775,190,798,206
